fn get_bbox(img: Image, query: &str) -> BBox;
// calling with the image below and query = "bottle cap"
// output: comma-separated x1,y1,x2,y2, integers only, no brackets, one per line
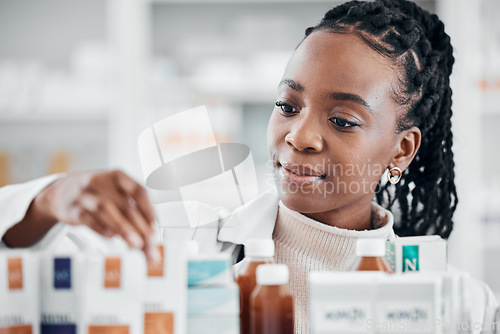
256,264,289,286
245,239,275,258
356,238,386,257
186,240,199,257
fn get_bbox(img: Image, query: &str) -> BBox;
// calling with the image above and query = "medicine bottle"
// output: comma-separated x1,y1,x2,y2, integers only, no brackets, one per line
249,264,294,334
235,239,274,334
351,238,394,273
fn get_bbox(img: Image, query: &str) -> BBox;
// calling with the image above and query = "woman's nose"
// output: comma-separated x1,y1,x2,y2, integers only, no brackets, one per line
285,117,324,152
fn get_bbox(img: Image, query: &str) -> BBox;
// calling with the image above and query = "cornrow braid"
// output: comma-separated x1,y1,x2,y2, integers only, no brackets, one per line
304,0,457,238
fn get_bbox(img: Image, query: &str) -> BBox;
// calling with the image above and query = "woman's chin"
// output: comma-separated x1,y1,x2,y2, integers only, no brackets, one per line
277,189,327,214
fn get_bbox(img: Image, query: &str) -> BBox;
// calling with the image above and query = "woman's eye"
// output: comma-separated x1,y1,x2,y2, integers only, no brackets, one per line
331,117,358,128
275,101,299,115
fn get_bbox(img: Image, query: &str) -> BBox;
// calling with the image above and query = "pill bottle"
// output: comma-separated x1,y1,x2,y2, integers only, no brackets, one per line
249,264,294,334
235,239,274,334
351,238,393,273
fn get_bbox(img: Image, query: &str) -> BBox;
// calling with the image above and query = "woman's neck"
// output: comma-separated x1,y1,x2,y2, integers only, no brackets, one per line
301,199,373,230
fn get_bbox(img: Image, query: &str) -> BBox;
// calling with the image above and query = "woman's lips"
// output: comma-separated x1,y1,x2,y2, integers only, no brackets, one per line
278,162,326,187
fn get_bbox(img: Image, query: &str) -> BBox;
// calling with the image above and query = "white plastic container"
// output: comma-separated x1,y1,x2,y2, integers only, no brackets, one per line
309,272,384,334
143,242,188,334
0,249,40,334
309,272,444,334
83,250,145,334
40,252,85,333
376,273,443,334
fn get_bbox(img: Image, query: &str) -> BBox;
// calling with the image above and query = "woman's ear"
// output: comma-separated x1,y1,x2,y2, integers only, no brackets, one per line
391,126,421,171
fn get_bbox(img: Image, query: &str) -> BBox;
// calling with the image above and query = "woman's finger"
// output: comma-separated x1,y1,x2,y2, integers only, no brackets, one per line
86,217,115,238
93,178,154,243
122,202,154,242
112,170,156,229
69,207,114,238
101,203,145,249
77,193,145,249
143,242,162,265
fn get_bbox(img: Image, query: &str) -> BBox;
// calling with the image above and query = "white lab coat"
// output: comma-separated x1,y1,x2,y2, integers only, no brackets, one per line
0,174,498,333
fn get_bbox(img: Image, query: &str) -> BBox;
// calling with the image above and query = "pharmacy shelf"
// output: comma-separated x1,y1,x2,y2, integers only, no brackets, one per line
0,112,109,122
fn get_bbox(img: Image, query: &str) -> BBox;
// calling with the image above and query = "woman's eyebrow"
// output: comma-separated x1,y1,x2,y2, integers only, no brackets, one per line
278,79,304,92
330,92,372,112
278,79,372,112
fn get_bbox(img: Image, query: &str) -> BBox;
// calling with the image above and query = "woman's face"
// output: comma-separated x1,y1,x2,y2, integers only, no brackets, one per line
267,31,408,229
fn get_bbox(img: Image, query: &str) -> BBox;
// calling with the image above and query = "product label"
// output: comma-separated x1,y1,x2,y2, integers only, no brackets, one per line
0,324,33,334
187,286,238,315
376,302,433,333
187,260,228,286
7,257,23,290
147,245,164,277
54,258,72,289
402,245,419,272
87,325,129,334
41,323,77,334
104,257,121,289
311,301,371,331
144,312,174,334
385,240,395,271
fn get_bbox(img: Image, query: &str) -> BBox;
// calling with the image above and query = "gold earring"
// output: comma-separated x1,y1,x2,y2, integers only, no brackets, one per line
387,167,402,185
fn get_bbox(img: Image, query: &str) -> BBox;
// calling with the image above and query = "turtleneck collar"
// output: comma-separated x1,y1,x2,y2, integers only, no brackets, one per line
273,200,395,271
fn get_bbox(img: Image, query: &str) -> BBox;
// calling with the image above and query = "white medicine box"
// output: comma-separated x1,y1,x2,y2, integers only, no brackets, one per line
385,236,447,273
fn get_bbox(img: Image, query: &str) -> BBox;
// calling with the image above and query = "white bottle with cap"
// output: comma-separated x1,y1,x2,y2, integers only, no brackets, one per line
351,238,393,273
235,239,275,334
249,264,294,334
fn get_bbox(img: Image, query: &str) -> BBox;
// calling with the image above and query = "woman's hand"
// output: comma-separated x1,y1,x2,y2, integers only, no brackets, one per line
4,170,159,262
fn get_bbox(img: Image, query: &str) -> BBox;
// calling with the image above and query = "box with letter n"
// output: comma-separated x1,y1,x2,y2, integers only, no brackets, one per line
385,236,447,273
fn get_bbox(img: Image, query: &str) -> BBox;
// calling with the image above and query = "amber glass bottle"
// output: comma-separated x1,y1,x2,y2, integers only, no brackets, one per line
351,238,393,273
249,264,294,334
235,239,275,334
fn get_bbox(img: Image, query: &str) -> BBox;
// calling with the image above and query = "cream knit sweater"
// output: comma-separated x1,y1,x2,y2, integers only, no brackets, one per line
272,201,395,334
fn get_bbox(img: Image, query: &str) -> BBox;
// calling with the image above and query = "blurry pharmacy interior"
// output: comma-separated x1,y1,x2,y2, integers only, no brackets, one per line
0,0,499,297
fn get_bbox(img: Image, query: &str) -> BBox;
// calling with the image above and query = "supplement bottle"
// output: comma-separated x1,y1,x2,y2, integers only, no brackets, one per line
351,238,394,273
235,239,274,334
249,264,294,334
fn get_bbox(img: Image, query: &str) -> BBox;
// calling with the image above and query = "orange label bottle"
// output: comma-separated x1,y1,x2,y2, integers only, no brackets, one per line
351,238,393,273
235,239,274,334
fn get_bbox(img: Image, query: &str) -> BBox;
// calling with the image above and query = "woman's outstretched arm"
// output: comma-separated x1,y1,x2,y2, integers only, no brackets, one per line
1,170,159,260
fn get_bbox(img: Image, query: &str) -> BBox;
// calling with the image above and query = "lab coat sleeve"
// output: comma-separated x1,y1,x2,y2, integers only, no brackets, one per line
448,265,499,334
468,275,498,334
0,174,63,248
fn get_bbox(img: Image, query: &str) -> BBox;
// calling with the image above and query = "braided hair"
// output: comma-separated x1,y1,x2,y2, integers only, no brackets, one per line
304,0,457,238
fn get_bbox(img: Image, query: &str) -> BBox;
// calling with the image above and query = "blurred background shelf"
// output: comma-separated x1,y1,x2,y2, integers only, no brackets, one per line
0,113,109,122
